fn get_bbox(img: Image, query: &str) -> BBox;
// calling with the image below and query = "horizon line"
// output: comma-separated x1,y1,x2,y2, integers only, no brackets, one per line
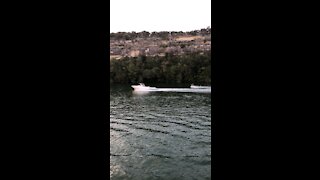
110,26,211,34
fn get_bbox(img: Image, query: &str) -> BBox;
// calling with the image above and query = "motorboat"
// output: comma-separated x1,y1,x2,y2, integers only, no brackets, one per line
190,84,211,89
131,83,211,93
131,83,157,91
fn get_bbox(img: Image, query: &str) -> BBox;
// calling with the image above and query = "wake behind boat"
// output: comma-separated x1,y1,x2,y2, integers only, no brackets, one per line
190,84,211,89
131,83,211,93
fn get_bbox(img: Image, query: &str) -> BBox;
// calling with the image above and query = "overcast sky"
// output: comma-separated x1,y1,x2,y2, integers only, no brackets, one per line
110,0,211,33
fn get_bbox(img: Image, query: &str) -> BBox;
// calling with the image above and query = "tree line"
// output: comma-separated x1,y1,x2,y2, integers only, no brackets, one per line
110,27,211,41
110,51,211,85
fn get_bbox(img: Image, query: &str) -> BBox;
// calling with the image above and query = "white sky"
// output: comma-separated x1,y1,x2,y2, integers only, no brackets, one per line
110,0,211,33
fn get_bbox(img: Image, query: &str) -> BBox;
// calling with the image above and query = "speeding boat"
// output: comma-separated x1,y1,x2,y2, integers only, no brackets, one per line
190,84,211,89
131,83,157,91
131,83,211,93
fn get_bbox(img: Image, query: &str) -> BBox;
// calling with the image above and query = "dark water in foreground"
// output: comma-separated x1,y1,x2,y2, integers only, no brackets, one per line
110,85,211,180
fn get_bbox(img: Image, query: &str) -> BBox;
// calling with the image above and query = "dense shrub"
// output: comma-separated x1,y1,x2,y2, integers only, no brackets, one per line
110,51,211,85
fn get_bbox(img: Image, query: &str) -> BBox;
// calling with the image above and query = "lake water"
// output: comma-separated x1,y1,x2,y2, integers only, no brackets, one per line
110,84,212,180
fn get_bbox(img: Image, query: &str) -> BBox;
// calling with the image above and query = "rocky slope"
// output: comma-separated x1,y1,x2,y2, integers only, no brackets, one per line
110,27,211,60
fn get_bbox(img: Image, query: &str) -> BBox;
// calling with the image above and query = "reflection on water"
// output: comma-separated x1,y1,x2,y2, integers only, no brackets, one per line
110,85,211,180
132,91,152,95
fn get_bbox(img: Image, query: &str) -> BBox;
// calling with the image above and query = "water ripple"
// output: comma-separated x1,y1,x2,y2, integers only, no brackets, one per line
110,85,211,179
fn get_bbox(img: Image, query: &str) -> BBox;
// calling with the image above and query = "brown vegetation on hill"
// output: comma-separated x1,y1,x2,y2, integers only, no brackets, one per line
110,27,211,59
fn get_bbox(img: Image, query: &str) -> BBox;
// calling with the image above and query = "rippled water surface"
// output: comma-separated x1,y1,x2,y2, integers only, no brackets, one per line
110,85,211,180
